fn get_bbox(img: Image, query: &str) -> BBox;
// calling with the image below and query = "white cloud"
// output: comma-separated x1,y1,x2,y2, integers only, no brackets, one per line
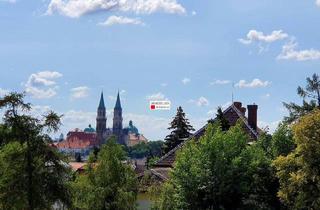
235,79,270,88
161,83,168,87
191,10,196,16
46,0,186,18
98,15,145,26
261,93,271,99
70,86,90,99
24,71,62,99
182,77,191,85
239,30,288,45
189,96,209,107
197,97,209,107
0,88,10,97
316,0,320,6
61,110,97,133
146,92,168,101
277,40,320,61
210,79,231,85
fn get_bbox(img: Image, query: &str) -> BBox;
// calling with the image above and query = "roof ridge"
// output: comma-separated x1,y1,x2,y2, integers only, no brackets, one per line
155,104,260,166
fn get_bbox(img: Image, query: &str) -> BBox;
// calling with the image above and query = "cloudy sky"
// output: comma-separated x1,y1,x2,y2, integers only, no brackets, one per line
0,0,319,140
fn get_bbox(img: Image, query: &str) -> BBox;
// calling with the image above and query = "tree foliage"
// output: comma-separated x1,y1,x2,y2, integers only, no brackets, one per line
271,123,295,158
0,92,71,210
284,73,320,123
163,106,194,153
71,137,138,210
155,122,280,210
208,106,230,131
273,110,320,210
127,141,163,159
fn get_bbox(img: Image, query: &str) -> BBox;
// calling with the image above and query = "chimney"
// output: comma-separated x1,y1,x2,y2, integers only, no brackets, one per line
240,107,246,115
233,102,246,115
233,102,242,110
247,104,258,131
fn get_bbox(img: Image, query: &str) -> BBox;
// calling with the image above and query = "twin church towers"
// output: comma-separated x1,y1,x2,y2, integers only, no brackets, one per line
96,91,125,145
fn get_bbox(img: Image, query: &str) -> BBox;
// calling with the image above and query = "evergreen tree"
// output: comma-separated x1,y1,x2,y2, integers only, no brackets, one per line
284,73,320,123
208,106,230,131
163,106,194,153
0,92,71,209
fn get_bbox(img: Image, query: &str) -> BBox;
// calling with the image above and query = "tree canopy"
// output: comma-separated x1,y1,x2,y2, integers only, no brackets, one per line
284,73,320,123
154,122,280,210
0,92,71,210
273,110,320,210
127,141,163,159
71,137,138,210
163,106,194,153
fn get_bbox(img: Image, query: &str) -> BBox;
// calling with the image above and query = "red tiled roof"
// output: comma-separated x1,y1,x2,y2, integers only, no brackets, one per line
57,130,98,149
69,162,86,171
127,133,148,147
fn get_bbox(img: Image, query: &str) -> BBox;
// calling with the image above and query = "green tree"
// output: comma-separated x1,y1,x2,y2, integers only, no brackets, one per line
273,110,320,209
156,122,280,209
128,142,150,159
0,92,71,210
71,137,138,210
128,141,163,159
271,123,295,158
284,73,320,123
208,106,230,131
163,106,194,153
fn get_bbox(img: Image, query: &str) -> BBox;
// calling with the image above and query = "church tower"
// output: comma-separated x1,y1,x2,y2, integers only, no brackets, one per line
113,91,123,144
96,92,107,145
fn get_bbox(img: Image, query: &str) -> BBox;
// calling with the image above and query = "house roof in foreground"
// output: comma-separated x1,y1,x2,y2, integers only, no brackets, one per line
154,103,262,168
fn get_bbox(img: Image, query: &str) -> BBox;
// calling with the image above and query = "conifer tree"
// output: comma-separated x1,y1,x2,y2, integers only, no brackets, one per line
284,73,320,123
209,106,230,131
163,106,194,153
0,92,71,209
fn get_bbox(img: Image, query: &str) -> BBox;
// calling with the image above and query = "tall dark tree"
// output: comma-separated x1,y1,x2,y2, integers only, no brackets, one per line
209,106,230,131
0,92,71,209
284,73,320,123
163,106,194,153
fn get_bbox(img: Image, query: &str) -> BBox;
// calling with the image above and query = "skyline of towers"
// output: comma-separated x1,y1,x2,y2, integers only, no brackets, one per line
96,91,124,145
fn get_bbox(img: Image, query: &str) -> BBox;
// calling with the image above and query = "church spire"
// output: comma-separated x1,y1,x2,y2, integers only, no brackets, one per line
115,91,122,109
113,91,123,144
98,92,105,109
96,91,106,145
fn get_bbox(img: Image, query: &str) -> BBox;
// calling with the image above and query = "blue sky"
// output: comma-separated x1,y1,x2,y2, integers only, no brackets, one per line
0,0,320,140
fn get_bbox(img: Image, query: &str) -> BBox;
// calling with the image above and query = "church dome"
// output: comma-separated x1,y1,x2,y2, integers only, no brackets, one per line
127,120,139,135
84,124,95,133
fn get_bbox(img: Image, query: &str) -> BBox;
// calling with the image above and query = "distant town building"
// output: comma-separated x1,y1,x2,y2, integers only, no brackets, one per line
56,91,148,157
125,120,148,146
96,91,148,146
56,128,98,156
